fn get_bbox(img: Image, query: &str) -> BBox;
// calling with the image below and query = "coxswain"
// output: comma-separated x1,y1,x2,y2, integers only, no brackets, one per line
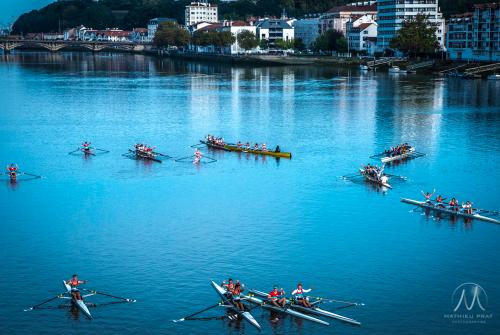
66,274,87,301
421,189,436,203
463,201,473,214
275,145,281,153
267,286,286,308
449,197,459,211
194,149,202,164
291,283,313,308
261,143,267,152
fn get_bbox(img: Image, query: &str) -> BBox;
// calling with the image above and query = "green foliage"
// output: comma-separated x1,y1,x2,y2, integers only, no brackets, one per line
293,38,305,51
311,29,346,52
191,30,236,48
390,14,439,56
153,21,190,47
237,30,259,51
274,38,295,50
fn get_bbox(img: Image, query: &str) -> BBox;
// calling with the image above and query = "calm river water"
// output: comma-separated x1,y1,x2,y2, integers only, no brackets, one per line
0,52,499,335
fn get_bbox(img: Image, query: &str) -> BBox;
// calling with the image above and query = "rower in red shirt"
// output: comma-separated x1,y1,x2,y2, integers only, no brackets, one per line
193,149,202,164
267,286,286,308
449,197,459,211
6,163,18,180
82,141,91,153
65,274,87,301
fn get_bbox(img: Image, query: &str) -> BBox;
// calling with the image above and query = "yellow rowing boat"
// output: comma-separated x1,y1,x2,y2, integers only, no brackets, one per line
201,141,292,159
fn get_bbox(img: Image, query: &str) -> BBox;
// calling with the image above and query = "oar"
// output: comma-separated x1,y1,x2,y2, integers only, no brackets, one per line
95,148,110,153
68,148,80,154
309,296,365,307
174,155,195,162
21,172,42,178
172,303,221,322
203,156,217,163
80,288,136,302
24,295,62,311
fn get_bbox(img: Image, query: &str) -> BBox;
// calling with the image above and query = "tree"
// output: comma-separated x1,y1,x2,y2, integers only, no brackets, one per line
294,38,305,51
274,38,295,50
311,29,346,52
390,14,439,56
154,21,190,48
237,30,259,51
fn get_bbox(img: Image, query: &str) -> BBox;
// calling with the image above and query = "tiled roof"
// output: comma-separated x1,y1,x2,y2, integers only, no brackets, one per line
328,3,377,14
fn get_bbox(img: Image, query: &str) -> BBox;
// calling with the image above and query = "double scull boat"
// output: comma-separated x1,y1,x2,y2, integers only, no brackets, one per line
250,289,360,325
211,281,262,330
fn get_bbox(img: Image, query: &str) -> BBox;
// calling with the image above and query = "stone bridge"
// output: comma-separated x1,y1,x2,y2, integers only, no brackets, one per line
0,38,151,53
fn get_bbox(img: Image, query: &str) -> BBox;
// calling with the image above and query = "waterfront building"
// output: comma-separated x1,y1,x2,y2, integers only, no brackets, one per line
185,2,218,26
256,19,294,46
147,18,177,42
377,0,445,51
446,13,474,61
132,28,148,43
293,18,320,48
347,22,378,52
446,3,500,62
220,21,258,54
320,1,377,36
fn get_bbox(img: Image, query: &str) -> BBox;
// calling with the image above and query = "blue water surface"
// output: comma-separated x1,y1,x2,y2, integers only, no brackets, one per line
0,52,499,335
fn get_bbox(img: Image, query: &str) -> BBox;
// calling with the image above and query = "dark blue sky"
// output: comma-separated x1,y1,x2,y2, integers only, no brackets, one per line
0,0,53,26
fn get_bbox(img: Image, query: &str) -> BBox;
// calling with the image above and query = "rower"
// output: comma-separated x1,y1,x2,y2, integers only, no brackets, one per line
267,286,286,308
254,143,259,150
261,143,267,152
449,197,459,211
463,201,473,214
291,283,313,308
275,145,281,153
222,278,235,292
237,141,242,148
435,195,445,208
421,189,436,203
7,163,18,180
82,141,91,153
66,274,87,301
230,282,245,311
245,142,251,149
194,149,202,164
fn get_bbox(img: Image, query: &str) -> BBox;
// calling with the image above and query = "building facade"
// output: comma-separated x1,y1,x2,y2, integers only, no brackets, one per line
185,2,218,26
320,1,377,36
256,19,295,46
147,18,177,42
377,0,445,51
221,21,258,54
447,3,500,62
293,18,320,48
347,22,378,52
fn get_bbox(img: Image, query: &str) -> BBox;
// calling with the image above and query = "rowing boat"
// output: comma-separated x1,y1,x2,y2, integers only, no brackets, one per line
210,281,261,330
360,169,392,189
63,280,92,319
250,289,359,325
128,149,162,163
201,140,292,159
244,292,329,325
401,198,500,224
381,147,415,163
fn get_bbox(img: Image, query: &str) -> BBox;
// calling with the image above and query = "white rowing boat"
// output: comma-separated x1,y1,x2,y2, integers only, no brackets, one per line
360,169,392,189
244,291,329,326
63,280,92,319
250,289,360,325
401,198,500,224
381,147,415,163
210,281,262,330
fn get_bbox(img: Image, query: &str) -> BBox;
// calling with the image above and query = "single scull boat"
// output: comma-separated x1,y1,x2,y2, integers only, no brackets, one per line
63,280,92,319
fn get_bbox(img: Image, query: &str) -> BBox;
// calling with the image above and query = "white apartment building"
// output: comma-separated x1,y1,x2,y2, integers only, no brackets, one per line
293,18,320,48
320,1,377,36
256,19,295,46
347,22,378,52
220,21,258,54
377,0,445,51
185,2,218,26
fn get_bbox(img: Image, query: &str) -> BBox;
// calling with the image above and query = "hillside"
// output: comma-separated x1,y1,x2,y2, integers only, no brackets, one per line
12,0,493,35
